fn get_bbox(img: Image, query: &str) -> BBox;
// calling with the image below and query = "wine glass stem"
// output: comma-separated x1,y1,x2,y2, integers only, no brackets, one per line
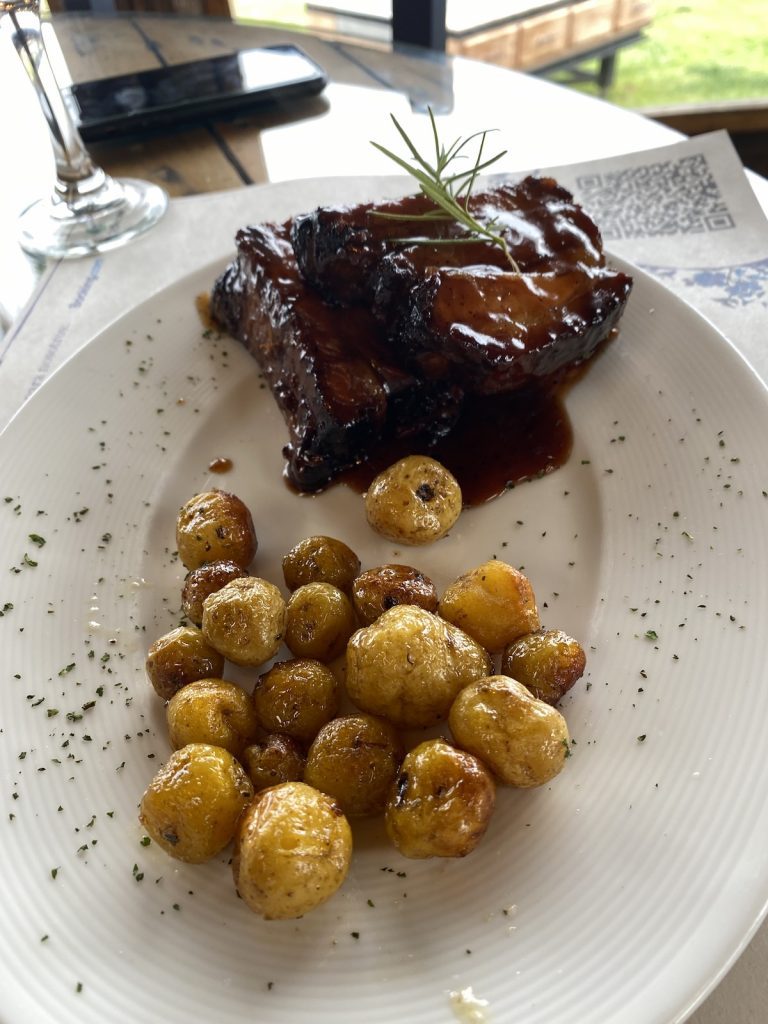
9,5,102,200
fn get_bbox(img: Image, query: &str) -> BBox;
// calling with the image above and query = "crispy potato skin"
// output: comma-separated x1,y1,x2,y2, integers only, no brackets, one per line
145,626,225,701
252,658,339,743
365,455,462,545
304,714,404,817
202,576,286,667
232,781,352,920
242,735,306,792
282,536,361,593
439,559,540,652
345,604,491,729
142,510,581,915
139,743,253,863
284,582,357,662
181,559,248,626
501,629,586,705
449,675,570,787
352,564,439,626
166,678,259,758
385,739,495,859
176,490,257,571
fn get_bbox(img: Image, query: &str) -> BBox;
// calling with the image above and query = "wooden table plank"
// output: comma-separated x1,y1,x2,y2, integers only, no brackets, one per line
133,13,261,62
51,13,391,89
89,126,244,195
52,14,164,79
132,15,380,88
336,39,456,110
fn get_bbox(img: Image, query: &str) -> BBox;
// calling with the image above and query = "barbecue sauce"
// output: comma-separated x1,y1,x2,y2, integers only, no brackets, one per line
340,383,572,507
337,339,609,507
196,293,217,332
434,386,571,506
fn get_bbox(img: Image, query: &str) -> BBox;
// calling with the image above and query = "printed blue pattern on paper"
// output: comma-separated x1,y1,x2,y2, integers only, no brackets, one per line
638,257,768,308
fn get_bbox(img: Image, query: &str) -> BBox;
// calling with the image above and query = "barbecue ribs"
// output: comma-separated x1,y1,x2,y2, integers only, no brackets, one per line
210,177,632,489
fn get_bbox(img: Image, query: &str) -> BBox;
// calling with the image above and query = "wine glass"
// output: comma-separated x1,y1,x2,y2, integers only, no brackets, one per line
2,0,167,259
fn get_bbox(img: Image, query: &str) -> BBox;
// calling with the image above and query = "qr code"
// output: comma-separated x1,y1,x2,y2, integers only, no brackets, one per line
575,155,735,242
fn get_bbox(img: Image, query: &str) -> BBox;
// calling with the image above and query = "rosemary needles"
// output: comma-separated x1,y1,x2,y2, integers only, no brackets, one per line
371,108,520,272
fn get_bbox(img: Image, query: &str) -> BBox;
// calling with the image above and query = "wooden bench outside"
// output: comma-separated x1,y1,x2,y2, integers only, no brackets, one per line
445,0,653,91
306,0,654,91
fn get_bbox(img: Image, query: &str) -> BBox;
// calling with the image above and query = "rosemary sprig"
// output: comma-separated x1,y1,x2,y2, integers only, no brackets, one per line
371,109,521,272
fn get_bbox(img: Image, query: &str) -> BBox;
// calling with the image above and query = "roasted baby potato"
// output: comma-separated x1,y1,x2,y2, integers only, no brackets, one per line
242,734,306,792
166,678,259,757
282,535,361,593
252,658,339,743
145,625,225,701
233,781,352,919
364,455,462,545
351,564,439,626
181,559,248,626
345,604,491,729
439,559,540,652
501,628,586,705
284,582,356,662
304,713,403,817
449,675,570,787
202,576,286,667
139,743,253,863
385,739,495,859
176,490,257,571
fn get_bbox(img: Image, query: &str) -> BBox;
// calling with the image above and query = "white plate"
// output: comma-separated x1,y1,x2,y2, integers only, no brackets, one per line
2,183,768,1024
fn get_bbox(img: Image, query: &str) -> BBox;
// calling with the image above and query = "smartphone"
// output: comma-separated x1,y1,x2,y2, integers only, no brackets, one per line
64,44,328,141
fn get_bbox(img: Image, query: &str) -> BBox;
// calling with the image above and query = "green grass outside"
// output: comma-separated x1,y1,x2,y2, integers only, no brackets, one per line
552,0,768,108
233,0,311,31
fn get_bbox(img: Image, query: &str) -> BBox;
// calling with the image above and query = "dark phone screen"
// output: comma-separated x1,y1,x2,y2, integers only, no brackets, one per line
67,45,326,139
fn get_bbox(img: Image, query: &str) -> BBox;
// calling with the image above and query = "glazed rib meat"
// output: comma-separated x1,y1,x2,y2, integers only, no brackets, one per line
291,176,632,395
290,175,607,306
373,253,632,394
209,221,462,492
210,176,632,490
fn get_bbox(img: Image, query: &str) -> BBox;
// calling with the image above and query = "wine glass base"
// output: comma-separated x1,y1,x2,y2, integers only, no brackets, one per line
18,176,168,260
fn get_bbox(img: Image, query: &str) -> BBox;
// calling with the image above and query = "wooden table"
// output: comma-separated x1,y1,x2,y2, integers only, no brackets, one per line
1,11,768,1022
